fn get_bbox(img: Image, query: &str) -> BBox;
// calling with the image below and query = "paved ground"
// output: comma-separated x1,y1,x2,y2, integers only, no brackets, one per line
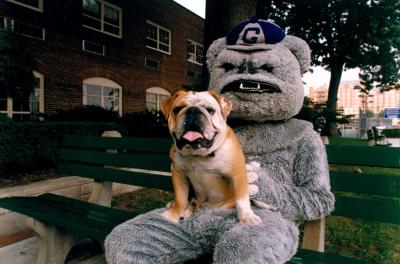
0,236,106,264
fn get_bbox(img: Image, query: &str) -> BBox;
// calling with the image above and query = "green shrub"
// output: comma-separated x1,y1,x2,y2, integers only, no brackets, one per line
0,121,124,176
48,105,120,122
121,110,169,138
382,129,400,138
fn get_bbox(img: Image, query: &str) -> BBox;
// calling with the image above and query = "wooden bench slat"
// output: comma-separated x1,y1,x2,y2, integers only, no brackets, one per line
330,171,400,197
58,162,173,191
0,196,118,240
326,145,400,168
62,135,171,153
59,148,172,171
39,193,135,222
332,196,400,224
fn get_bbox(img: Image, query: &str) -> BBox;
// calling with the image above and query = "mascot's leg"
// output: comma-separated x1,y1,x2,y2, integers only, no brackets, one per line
212,209,299,264
104,208,202,264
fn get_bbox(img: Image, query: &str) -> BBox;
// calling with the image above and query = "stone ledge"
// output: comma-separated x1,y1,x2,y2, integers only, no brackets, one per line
0,176,141,236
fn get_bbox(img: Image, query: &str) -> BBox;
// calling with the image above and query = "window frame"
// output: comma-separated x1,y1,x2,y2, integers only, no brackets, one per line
82,0,122,38
145,20,172,55
146,87,171,111
187,39,203,65
82,40,105,56
0,71,44,119
82,78,123,115
0,16,45,40
5,0,43,12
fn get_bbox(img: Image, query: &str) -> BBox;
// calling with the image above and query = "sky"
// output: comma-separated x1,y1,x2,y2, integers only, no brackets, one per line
173,0,360,92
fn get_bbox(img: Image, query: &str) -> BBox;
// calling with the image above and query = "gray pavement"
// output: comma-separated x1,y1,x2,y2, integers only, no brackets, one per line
0,237,106,264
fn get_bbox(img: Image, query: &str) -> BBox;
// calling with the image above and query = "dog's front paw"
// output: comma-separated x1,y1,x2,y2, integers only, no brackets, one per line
161,206,193,223
161,209,181,223
239,211,262,225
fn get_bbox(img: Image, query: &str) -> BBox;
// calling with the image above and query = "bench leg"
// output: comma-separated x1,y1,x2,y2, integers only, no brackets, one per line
26,218,80,264
88,181,112,207
301,218,325,252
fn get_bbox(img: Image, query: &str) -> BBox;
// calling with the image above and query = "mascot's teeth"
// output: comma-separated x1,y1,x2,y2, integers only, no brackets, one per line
257,83,260,89
240,82,244,89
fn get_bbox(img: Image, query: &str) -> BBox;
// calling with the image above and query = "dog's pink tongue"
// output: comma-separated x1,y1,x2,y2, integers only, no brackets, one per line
183,131,203,142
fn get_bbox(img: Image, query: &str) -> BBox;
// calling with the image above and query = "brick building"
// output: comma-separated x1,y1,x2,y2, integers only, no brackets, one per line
0,0,204,120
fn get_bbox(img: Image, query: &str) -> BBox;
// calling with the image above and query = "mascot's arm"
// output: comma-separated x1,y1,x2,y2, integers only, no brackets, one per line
257,131,335,221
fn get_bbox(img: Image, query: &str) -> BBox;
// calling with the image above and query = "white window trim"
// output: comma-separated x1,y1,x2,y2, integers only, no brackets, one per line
146,87,171,111
0,71,44,118
82,40,105,56
5,0,43,12
187,39,203,66
82,77,123,115
82,0,123,38
145,20,172,55
0,17,45,40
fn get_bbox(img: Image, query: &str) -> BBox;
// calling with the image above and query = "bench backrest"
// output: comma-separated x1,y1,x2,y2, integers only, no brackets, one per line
59,135,400,225
326,145,400,225
58,135,173,191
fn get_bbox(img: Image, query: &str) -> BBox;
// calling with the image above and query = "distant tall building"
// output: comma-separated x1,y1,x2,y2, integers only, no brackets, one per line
337,80,362,117
308,86,328,103
308,80,400,117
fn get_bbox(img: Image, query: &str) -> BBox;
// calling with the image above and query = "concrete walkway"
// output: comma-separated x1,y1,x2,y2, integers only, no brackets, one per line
0,236,106,264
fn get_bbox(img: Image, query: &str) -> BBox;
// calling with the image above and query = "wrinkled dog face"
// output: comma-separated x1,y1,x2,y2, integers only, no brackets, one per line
207,37,310,122
160,91,231,156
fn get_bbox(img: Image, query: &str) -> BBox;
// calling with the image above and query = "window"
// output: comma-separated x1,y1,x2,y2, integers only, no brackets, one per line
0,16,45,40
145,58,159,69
146,87,170,111
0,17,6,29
12,19,45,40
187,40,203,65
0,71,44,121
82,0,122,38
82,40,105,55
145,21,171,54
5,0,43,12
83,78,122,114
186,70,195,78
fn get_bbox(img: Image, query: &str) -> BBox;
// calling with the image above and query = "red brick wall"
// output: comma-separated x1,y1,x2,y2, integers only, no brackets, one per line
0,0,204,114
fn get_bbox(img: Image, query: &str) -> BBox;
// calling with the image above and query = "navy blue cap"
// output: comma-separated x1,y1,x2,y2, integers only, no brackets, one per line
226,17,285,50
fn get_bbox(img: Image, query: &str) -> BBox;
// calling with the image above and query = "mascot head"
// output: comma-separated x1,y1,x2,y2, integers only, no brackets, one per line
207,17,310,122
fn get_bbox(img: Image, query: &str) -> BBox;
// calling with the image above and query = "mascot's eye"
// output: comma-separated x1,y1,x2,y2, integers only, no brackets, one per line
220,63,235,72
173,106,184,114
206,107,215,114
260,64,274,73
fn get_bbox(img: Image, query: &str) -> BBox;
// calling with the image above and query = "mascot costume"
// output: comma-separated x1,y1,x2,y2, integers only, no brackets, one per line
105,17,334,264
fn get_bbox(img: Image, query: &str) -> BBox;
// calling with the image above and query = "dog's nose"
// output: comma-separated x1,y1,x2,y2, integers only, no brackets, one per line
186,107,201,116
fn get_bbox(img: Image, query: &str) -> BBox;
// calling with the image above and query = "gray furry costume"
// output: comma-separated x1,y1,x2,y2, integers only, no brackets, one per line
105,18,334,264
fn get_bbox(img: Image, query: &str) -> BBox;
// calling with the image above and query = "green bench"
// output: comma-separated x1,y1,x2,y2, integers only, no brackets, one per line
0,132,399,264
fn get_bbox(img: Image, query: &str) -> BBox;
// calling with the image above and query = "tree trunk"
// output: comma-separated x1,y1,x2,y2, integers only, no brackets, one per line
202,0,259,89
322,62,344,137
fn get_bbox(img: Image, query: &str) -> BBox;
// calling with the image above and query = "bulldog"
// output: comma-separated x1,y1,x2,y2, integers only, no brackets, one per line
159,90,262,224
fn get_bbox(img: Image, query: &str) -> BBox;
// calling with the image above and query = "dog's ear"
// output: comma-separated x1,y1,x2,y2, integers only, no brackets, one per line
208,91,232,119
160,91,186,119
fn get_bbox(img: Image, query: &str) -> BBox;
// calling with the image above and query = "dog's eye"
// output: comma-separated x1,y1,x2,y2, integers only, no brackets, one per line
220,63,235,72
260,64,274,73
206,107,215,114
173,106,184,114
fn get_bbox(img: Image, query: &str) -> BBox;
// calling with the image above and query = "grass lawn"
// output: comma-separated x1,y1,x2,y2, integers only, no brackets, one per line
326,216,400,264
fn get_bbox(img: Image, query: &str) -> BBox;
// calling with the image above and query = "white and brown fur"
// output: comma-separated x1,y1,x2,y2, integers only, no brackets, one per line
160,90,261,224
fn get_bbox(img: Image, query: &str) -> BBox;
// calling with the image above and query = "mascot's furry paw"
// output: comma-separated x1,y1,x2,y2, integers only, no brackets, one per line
247,161,260,198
